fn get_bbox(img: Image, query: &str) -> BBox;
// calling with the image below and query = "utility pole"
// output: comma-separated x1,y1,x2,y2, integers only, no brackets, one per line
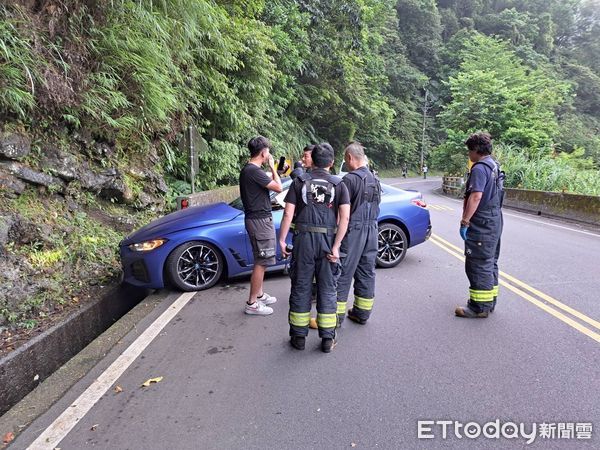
420,89,430,173
189,125,195,194
179,124,202,195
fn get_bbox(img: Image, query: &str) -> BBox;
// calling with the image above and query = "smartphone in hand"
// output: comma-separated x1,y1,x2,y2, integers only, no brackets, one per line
277,156,286,172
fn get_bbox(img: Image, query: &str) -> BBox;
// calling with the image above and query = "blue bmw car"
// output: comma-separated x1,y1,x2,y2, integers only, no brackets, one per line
120,180,431,291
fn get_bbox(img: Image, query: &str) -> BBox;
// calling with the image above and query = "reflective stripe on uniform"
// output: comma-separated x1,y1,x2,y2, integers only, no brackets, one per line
336,301,347,314
492,285,499,297
317,313,337,329
289,311,310,327
469,288,494,302
354,295,374,311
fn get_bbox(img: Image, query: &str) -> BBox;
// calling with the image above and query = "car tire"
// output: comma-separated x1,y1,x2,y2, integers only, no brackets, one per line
165,241,224,291
377,223,407,268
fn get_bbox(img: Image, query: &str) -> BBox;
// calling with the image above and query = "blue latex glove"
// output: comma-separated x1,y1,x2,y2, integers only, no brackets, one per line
459,225,469,241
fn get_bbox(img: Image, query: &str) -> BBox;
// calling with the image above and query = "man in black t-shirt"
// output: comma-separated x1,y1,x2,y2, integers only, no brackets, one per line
290,144,316,181
239,136,283,316
301,144,315,171
290,161,304,180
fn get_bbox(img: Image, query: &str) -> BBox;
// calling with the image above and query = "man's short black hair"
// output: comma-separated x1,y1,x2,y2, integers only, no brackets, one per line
303,144,316,153
465,132,492,155
248,136,270,157
312,143,335,168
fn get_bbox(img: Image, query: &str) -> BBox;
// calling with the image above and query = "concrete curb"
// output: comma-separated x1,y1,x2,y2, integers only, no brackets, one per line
0,183,238,418
176,185,239,209
437,184,600,227
0,283,149,416
503,188,600,226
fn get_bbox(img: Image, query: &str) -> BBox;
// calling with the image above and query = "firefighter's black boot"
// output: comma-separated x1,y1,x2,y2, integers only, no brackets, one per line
321,338,336,353
347,309,367,325
455,304,489,318
490,297,497,313
290,336,306,350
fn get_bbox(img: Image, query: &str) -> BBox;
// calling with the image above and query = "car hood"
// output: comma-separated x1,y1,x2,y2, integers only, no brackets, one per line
121,202,242,245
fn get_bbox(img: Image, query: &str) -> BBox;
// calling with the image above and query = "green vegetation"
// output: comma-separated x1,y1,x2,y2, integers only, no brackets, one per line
0,190,155,327
2,1,599,192
1,1,600,331
430,0,600,194
495,145,600,196
436,33,569,167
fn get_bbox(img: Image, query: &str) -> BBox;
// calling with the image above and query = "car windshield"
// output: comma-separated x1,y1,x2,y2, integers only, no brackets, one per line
229,179,292,211
229,196,244,211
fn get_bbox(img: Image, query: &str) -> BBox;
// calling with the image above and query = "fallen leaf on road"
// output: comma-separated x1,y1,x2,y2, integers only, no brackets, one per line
91,424,98,431
351,443,356,447
3,432,14,444
141,376,163,387
114,386,123,393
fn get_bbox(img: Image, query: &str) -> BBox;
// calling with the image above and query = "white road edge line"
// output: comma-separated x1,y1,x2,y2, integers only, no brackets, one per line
27,291,196,450
502,212,600,237
432,192,600,238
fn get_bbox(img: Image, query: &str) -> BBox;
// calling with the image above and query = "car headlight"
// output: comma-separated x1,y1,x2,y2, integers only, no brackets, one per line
128,239,167,252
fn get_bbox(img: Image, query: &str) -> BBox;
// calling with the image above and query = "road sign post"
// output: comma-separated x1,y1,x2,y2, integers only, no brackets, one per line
178,125,207,195
189,125,196,193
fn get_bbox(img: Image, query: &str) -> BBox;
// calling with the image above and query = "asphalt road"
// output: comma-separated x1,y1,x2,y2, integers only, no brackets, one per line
12,177,600,449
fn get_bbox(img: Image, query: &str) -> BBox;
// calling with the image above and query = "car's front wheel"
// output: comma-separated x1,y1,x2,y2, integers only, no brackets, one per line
165,241,224,291
377,223,407,268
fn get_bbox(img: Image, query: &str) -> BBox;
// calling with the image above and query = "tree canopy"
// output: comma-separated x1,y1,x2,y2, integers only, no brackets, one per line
1,0,599,192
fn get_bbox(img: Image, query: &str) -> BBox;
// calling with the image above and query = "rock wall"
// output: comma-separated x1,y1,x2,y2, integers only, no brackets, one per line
0,129,167,328
0,131,167,207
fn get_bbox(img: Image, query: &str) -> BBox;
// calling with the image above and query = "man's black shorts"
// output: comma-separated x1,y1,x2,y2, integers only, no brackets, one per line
245,217,277,266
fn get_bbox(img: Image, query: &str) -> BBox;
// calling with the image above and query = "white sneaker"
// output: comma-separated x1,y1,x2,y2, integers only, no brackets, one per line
257,292,277,305
245,301,273,315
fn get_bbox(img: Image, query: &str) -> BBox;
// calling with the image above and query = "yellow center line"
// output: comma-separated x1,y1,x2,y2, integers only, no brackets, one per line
431,233,600,331
429,234,600,344
498,280,600,344
427,205,454,211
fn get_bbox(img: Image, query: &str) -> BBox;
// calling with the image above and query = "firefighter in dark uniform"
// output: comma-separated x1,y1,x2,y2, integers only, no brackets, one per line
336,142,381,325
279,143,350,352
456,132,504,318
